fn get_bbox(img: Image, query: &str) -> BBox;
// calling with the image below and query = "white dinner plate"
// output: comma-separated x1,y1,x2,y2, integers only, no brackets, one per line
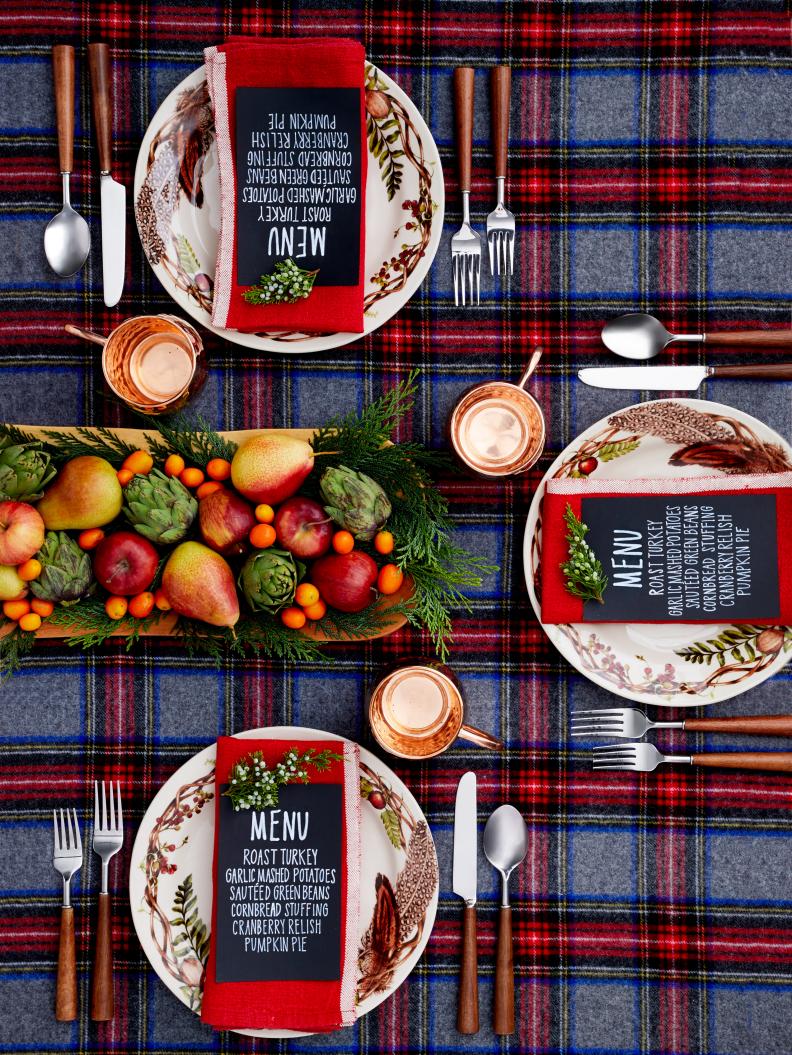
523,398,792,707
134,64,444,353
129,726,438,1038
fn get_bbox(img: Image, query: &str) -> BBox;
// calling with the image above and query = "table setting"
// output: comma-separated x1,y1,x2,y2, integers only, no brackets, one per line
2,3,792,1054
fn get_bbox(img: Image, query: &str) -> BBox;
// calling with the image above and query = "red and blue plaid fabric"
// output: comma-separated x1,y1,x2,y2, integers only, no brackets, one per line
1,2,792,1052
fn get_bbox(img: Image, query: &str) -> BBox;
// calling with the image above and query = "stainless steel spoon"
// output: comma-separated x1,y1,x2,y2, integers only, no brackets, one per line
602,312,792,361
483,804,528,1036
44,45,90,278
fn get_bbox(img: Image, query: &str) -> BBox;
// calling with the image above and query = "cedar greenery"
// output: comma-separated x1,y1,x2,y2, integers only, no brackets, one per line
0,621,37,680
560,503,609,604
45,598,163,650
242,259,319,306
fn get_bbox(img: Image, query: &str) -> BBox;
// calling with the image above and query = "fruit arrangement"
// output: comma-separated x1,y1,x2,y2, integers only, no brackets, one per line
0,376,495,676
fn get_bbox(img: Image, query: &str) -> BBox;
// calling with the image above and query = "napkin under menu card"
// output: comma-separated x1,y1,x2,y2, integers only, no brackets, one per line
541,473,792,625
201,736,361,1032
204,37,367,334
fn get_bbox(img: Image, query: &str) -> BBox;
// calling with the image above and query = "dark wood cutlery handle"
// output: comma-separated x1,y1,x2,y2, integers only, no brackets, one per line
453,67,475,194
457,904,479,1034
710,363,792,380
491,66,511,179
705,329,792,347
88,43,113,173
52,45,75,174
692,752,792,772
493,906,514,1035
686,715,792,736
55,905,77,1021
90,892,114,1020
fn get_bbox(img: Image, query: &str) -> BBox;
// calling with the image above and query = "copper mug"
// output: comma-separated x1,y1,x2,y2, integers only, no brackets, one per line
368,663,503,760
65,314,207,414
449,348,545,477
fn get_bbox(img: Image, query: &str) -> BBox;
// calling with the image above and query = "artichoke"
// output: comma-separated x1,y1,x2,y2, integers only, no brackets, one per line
123,469,197,544
238,548,300,614
30,531,93,603
319,465,391,541
0,436,56,501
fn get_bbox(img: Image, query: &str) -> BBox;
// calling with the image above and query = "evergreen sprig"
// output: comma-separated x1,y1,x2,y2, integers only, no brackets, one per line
223,746,344,811
45,598,164,650
242,259,319,305
560,503,608,604
0,621,37,680
42,426,137,467
144,414,238,467
0,424,40,446
176,615,325,666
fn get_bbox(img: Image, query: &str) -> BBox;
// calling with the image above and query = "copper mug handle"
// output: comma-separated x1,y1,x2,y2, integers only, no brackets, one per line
517,346,542,389
458,723,504,751
65,323,107,347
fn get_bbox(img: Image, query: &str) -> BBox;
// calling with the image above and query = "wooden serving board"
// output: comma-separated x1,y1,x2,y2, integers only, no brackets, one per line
9,426,411,643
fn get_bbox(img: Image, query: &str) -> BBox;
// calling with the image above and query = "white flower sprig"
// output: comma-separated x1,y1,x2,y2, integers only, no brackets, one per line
223,746,344,811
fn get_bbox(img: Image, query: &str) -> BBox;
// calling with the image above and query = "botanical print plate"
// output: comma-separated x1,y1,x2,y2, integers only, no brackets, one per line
523,399,792,707
129,726,439,1039
134,64,443,354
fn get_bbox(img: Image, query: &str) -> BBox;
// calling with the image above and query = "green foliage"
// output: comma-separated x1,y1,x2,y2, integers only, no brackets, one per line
45,598,163,650
560,503,608,604
223,746,344,811
676,624,769,667
0,621,37,680
170,875,210,964
598,439,641,462
381,807,403,849
145,414,237,468
42,426,137,467
176,615,325,666
242,259,318,305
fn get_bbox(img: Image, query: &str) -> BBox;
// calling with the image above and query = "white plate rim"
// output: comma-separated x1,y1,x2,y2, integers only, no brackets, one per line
129,725,438,1039
522,396,792,707
133,64,444,354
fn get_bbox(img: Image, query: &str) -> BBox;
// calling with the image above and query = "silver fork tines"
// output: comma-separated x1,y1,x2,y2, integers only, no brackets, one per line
451,191,481,306
53,808,82,906
592,743,692,773
571,707,683,740
486,178,515,278
93,780,123,894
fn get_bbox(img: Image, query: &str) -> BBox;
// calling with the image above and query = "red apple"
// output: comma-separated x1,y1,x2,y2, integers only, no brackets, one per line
0,501,45,565
199,489,256,556
93,531,159,596
274,497,333,559
311,551,378,612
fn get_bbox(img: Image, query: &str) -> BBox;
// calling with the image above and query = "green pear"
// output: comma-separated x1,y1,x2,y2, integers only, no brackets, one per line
162,541,240,627
37,456,122,530
0,564,27,601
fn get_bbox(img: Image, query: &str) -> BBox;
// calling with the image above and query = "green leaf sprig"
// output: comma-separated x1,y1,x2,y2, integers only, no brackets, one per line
560,503,608,604
223,747,344,811
242,259,318,306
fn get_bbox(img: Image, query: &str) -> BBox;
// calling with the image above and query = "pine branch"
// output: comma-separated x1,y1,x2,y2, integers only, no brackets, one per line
560,504,608,604
42,427,137,467
314,595,409,641
46,598,164,650
144,413,237,468
311,371,420,455
0,621,36,679
176,615,326,665
0,423,40,446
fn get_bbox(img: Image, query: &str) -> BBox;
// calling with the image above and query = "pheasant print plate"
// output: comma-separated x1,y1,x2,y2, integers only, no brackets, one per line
134,64,443,354
129,726,438,1038
523,398,792,707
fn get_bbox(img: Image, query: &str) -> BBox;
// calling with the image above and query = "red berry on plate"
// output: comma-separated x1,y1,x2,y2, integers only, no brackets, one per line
368,791,386,810
579,457,598,475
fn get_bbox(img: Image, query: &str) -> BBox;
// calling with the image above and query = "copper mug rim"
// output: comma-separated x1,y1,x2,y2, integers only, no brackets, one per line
368,664,504,760
450,349,546,478
65,314,202,412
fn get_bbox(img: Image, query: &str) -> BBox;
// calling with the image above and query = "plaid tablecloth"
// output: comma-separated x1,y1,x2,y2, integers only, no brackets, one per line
2,2,792,1053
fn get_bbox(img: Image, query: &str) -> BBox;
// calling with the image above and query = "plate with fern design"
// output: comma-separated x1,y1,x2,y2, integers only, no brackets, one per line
129,726,438,1038
523,398,792,707
134,63,443,354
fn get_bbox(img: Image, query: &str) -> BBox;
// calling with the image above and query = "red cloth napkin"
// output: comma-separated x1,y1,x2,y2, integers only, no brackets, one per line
205,37,367,334
201,735,361,1032
540,472,792,624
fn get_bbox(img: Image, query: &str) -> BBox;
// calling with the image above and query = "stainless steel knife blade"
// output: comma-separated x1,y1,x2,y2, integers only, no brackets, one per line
99,175,126,307
453,771,477,905
578,365,709,391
